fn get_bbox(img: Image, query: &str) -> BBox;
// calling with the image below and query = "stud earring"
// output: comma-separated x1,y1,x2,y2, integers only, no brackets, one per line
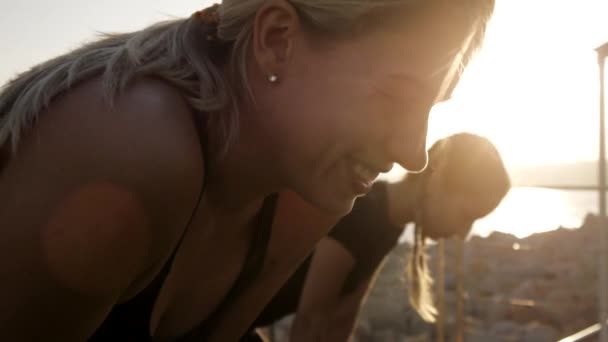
268,74,278,83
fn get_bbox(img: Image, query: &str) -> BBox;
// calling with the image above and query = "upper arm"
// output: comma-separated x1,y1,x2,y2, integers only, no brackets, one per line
296,238,356,316
330,269,377,326
291,237,384,342
289,237,356,341
0,78,203,340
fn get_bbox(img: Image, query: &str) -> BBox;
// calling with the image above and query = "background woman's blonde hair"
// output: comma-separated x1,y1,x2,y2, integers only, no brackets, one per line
0,0,495,162
406,132,511,322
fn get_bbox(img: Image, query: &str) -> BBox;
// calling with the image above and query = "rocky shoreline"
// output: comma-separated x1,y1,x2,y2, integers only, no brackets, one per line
270,214,604,341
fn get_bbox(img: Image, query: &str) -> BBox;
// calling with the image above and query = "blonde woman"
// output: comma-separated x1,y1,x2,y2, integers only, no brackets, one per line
249,133,510,341
0,1,495,341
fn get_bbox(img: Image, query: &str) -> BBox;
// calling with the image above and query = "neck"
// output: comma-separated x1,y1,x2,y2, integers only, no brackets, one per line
385,175,421,227
204,113,282,215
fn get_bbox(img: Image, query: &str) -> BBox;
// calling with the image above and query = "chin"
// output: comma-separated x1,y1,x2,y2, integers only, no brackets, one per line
298,187,358,217
321,196,357,216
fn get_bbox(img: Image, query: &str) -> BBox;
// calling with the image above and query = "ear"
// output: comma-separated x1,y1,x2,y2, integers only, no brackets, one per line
252,0,302,81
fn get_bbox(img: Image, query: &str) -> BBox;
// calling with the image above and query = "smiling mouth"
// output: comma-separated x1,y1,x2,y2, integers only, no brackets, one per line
348,160,381,195
354,161,379,182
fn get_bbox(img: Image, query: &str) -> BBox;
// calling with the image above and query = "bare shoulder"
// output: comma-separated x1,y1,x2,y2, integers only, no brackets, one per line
0,76,206,338
41,76,205,259
44,76,203,166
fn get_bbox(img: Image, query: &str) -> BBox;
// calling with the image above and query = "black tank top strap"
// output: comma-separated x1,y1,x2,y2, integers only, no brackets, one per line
178,192,279,341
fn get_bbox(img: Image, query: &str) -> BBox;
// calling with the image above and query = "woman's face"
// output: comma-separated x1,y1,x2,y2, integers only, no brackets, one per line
253,2,475,215
420,167,504,240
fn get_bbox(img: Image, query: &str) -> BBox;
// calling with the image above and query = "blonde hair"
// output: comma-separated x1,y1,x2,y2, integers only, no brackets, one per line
406,132,510,322
0,0,495,161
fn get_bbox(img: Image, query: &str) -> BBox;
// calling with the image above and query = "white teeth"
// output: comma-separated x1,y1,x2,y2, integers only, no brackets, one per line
353,162,378,182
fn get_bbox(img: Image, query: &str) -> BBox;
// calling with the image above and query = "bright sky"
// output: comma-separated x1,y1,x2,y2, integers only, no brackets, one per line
1,0,607,172
428,0,608,169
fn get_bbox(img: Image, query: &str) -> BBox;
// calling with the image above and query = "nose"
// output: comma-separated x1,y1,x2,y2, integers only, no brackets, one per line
387,114,429,173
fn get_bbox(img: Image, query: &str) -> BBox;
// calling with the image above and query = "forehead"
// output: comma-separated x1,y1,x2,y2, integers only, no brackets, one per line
294,3,475,103
353,4,473,94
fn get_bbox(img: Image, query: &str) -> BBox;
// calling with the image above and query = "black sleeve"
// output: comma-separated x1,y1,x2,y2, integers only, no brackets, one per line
328,182,403,293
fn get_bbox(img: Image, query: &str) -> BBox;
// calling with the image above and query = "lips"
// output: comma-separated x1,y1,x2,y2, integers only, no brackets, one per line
348,160,381,195
353,162,379,184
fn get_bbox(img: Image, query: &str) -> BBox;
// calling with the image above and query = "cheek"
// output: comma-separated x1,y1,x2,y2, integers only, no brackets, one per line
266,88,349,175
277,73,375,155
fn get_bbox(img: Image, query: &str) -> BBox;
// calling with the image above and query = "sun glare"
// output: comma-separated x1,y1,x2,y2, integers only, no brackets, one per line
431,0,608,170
382,1,608,238
384,0,608,181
